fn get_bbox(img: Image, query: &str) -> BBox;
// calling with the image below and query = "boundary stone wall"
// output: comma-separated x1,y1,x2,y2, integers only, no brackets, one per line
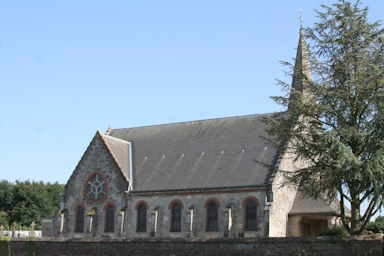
1,237,382,256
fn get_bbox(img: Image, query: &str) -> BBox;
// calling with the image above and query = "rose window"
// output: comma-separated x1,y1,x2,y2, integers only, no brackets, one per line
86,174,106,200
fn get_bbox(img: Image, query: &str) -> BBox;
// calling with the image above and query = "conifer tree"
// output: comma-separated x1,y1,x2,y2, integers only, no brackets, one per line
264,0,384,235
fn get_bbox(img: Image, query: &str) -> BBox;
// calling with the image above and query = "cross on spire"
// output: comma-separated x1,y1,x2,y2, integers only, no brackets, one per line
299,8,303,28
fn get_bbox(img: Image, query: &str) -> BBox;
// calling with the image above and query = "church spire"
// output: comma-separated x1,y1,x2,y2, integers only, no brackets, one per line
288,13,312,111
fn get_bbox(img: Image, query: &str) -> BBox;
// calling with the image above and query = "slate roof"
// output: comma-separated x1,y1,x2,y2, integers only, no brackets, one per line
100,133,131,181
106,113,281,191
289,192,349,216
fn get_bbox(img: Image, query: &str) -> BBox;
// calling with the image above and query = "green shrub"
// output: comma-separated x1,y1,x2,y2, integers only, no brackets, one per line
0,237,11,242
366,216,384,233
319,226,348,237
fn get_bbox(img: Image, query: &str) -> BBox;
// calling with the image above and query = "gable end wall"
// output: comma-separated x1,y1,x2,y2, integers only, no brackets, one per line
61,133,129,237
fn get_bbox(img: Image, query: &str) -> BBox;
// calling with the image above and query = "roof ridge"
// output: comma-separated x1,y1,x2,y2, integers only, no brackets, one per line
110,112,282,132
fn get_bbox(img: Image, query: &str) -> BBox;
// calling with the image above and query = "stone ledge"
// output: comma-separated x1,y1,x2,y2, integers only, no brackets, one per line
7,235,383,243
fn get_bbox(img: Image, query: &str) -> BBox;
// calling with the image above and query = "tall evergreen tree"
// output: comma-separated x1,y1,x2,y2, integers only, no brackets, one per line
264,0,384,235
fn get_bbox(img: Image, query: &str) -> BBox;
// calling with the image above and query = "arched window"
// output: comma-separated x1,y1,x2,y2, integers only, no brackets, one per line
244,199,257,231
206,202,218,231
136,202,148,232
75,206,84,233
105,205,115,233
171,203,182,232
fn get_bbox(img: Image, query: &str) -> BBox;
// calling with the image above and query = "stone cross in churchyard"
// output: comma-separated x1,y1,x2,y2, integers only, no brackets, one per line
12,222,16,237
86,208,96,236
118,211,125,236
185,207,194,238
60,212,65,234
30,222,36,237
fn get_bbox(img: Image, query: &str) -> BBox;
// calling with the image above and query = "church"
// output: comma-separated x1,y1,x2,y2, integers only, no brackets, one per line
52,28,344,238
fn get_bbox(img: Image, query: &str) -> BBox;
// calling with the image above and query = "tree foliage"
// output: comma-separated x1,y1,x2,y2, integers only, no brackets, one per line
0,180,64,229
366,216,384,233
264,0,384,235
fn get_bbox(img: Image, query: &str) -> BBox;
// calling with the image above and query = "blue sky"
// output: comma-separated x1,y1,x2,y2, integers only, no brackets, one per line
0,1,383,184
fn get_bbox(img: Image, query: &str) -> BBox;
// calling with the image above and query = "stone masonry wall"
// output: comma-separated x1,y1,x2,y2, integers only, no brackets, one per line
268,145,304,237
126,190,266,239
3,237,382,256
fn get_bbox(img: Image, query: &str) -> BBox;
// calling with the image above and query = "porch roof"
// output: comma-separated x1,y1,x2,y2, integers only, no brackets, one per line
289,193,349,216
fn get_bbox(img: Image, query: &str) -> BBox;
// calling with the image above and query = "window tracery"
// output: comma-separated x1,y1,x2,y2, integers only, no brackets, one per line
86,173,107,201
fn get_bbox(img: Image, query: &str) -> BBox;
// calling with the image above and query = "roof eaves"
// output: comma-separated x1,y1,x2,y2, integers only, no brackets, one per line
129,184,268,196
288,211,339,217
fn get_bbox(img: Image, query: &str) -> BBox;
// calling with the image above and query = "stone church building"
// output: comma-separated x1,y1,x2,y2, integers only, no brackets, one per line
54,29,343,239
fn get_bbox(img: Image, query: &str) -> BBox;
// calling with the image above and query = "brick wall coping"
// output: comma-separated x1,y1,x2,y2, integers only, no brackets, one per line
4,236,382,256
6,235,383,243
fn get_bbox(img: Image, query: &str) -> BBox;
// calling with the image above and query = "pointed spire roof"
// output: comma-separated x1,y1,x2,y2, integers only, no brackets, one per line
288,24,312,111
